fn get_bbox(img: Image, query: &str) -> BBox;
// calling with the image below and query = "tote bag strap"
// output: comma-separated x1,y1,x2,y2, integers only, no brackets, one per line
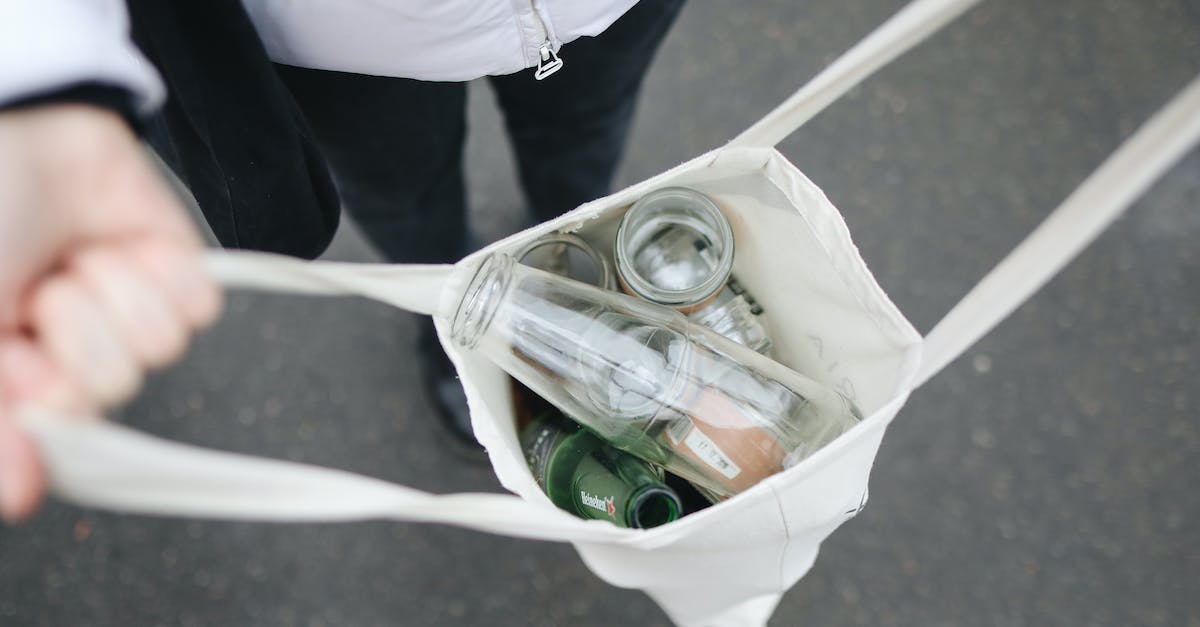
721,0,1200,389
21,410,622,542
728,0,984,149
22,252,629,542
914,75,1200,388
204,249,452,316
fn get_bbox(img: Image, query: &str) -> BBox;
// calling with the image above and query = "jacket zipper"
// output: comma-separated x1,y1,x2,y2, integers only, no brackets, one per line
530,1,563,80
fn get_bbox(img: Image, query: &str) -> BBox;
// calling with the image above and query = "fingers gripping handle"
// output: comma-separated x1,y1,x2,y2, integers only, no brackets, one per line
204,250,453,316
21,410,625,542
23,252,614,539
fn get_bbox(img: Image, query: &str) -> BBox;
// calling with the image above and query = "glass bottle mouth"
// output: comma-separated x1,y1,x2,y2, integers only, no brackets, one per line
451,254,513,350
615,187,735,311
629,485,682,529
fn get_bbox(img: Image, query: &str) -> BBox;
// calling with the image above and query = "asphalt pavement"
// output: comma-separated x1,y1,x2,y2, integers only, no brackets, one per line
2,1,1198,625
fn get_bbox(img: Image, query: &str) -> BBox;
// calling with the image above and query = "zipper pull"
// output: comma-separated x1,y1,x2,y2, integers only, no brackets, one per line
534,42,564,80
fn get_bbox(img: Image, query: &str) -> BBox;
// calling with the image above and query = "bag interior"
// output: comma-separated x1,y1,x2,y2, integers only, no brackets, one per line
438,151,922,509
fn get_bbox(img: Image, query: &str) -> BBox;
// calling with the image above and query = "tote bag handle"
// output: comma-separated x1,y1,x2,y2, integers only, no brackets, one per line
720,0,1200,390
203,251,451,316
20,408,627,542
20,253,632,543
728,0,984,150
914,75,1200,387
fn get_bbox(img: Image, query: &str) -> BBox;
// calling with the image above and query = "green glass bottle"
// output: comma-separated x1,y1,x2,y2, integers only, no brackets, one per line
521,413,682,529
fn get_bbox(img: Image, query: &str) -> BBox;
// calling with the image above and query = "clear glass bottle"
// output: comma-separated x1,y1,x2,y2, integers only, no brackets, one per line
452,253,861,500
522,412,681,528
512,231,615,432
614,186,773,355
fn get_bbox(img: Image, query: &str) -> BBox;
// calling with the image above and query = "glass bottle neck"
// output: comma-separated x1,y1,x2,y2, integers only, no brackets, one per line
451,254,514,349
570,442,680,528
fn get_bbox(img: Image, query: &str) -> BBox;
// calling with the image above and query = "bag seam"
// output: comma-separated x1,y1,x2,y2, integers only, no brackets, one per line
769,480,792,590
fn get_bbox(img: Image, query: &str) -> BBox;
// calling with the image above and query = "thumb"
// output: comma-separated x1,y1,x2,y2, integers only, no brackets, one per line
0,402,46,523
0,338,61,523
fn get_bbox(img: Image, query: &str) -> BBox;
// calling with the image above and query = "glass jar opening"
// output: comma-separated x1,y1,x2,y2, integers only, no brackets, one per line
615,187,735,309
515,232,614,290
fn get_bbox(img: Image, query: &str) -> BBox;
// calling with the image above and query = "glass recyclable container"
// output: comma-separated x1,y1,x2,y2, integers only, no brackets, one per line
522,412,681,528
452,253,861,500
614,186,773,355
516,231,615,290
512,231,615,431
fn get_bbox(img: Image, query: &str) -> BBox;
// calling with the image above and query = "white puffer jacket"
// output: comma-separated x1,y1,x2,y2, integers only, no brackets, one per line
0,0,639,113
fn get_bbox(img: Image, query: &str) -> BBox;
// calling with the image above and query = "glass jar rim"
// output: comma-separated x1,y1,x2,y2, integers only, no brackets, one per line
614,187,735,308
515,231,615,290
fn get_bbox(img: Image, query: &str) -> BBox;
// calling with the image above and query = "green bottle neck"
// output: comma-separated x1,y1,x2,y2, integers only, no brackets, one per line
564,435,680,529
523,415,680,529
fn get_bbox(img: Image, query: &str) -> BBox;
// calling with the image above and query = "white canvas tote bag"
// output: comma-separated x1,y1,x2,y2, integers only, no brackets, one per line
20,0,1200,624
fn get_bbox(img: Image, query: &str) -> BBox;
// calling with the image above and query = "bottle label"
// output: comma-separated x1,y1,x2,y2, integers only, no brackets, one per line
663,386,788,494
668,418,742,480
726,277,764,316
665,414,692,444
579,491,617,518
522,418,568,491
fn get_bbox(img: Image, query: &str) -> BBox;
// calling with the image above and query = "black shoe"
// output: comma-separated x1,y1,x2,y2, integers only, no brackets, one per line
417,320,486,455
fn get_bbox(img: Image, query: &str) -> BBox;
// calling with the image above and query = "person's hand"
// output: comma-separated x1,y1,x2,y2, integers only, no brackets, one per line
0,104,221,522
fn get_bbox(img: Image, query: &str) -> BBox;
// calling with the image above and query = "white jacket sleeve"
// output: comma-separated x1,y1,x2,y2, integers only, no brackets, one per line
0,0,164,113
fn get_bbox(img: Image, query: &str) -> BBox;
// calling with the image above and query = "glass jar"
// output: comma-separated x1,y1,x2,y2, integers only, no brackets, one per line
452,253,860,500
516,231,614,290
614,186,773,355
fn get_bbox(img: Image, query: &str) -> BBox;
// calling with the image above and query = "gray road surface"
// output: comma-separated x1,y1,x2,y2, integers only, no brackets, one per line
2,1,1198,625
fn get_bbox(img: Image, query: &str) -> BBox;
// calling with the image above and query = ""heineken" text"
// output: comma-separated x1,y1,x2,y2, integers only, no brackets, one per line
580,491,616,517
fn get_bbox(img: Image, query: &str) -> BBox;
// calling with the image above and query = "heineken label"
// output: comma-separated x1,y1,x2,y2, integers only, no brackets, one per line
579,490,617,518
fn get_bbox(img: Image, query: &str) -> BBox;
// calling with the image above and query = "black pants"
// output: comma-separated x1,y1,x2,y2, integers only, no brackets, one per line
130,0,684,264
